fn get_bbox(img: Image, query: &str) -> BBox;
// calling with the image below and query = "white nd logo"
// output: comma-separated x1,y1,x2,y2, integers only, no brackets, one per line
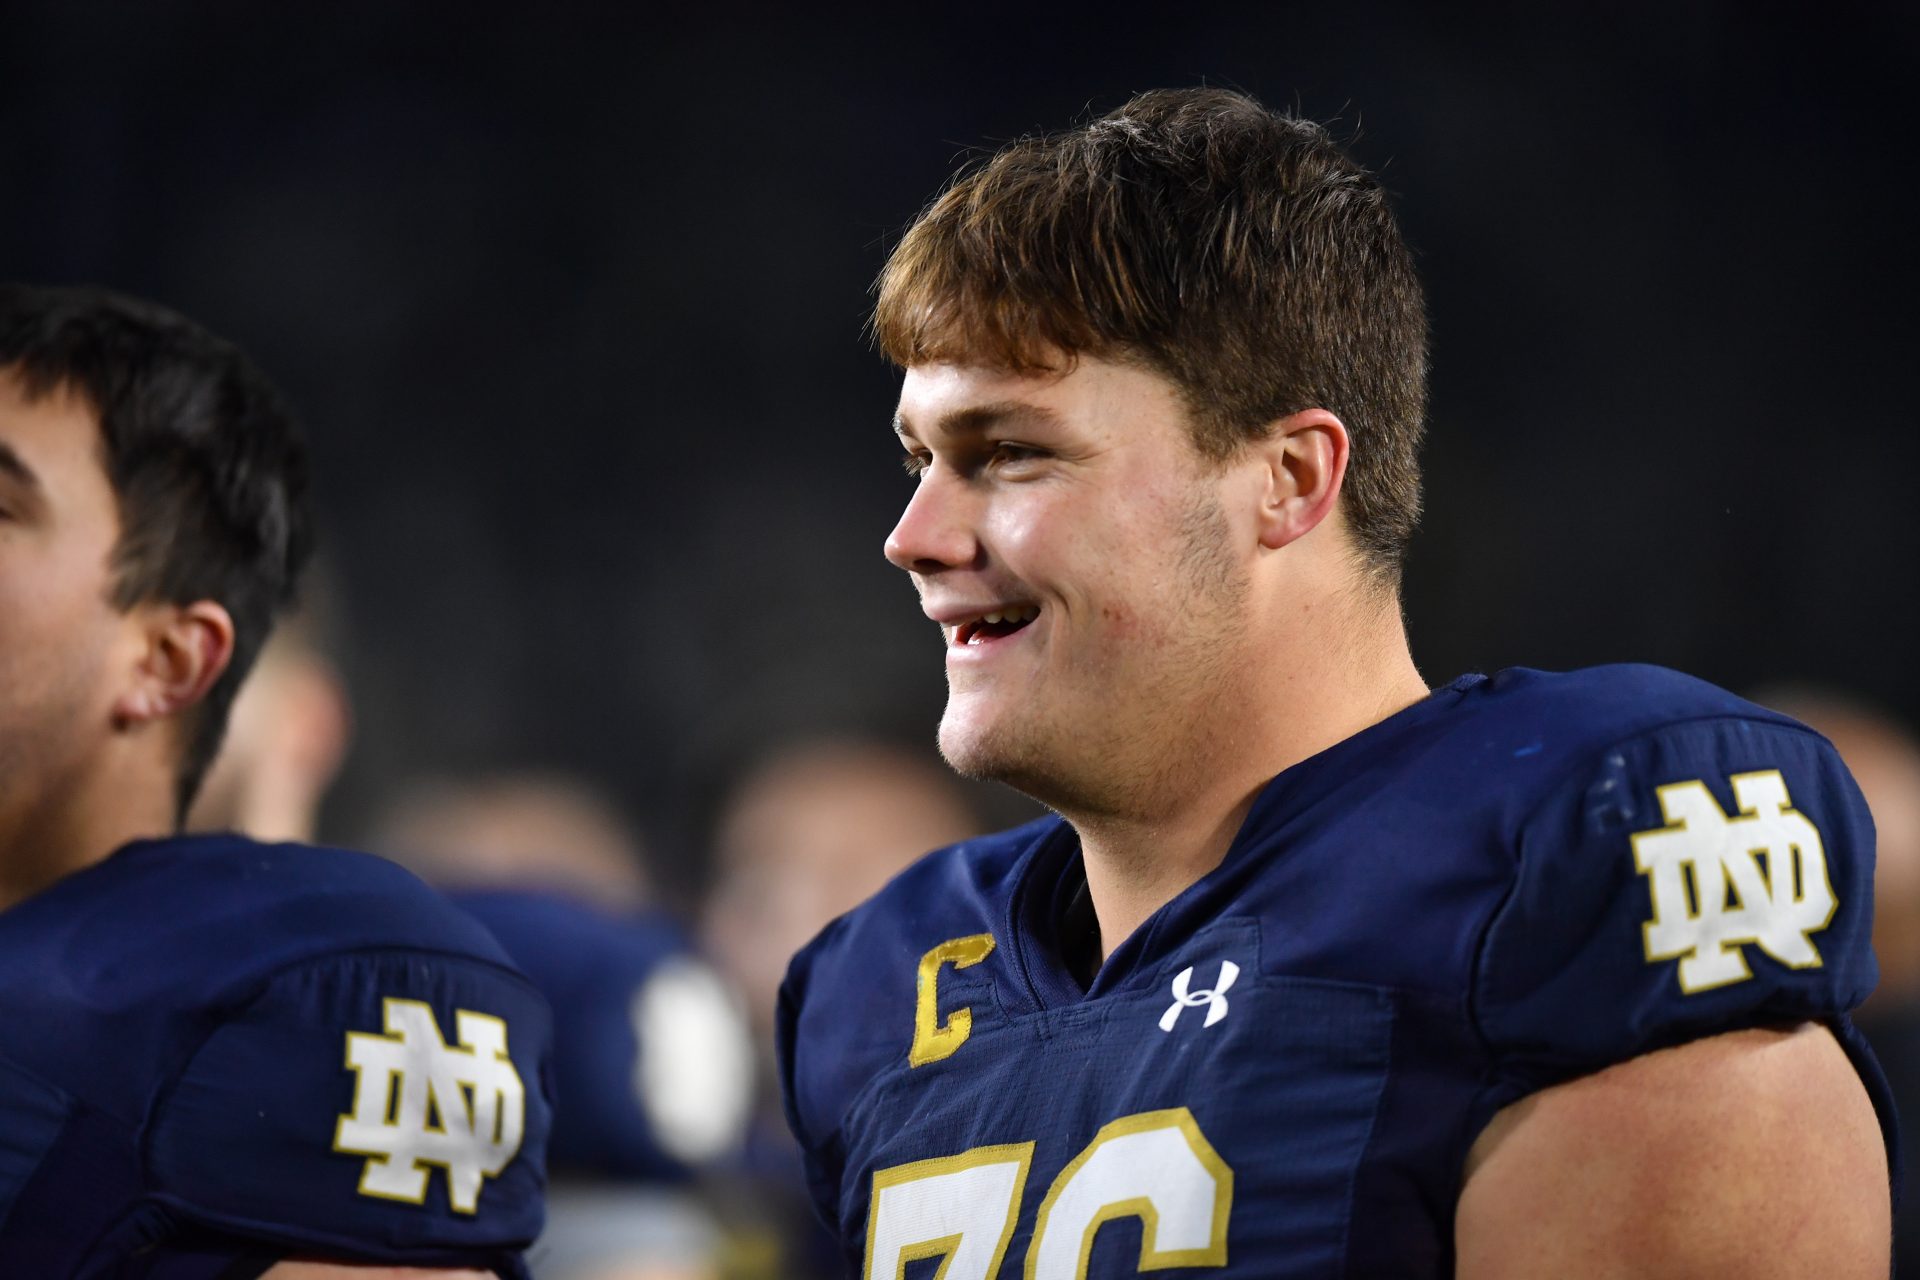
334,998,526,1214
1632,770,1837,994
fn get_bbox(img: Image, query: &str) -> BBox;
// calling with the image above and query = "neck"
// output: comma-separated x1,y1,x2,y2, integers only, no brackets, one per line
1067,576,1427,959
0,741,181,912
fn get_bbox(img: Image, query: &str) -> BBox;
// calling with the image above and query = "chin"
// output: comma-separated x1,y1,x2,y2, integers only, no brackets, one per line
937,705,1075,807
938,703,1028,782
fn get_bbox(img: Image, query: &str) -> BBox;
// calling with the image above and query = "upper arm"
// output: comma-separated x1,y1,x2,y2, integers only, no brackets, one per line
1456,1023,1888,1279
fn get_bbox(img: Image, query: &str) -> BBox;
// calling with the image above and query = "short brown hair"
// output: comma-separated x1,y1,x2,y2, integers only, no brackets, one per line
0,284,314,822
874,87,1428,578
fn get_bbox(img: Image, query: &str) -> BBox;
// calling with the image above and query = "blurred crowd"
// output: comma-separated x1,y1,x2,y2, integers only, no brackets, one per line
186,591,988,1280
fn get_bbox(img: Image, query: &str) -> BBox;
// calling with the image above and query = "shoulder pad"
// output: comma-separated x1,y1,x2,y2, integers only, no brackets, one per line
1475,713,1874,1105
149,945,553,1261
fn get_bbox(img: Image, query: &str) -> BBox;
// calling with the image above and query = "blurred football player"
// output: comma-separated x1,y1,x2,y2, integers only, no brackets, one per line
703,739,983,1279
374,774,754,1183
778,90,1894,1277
0,284,551,1279
704,738,983,1055
375,774,656,910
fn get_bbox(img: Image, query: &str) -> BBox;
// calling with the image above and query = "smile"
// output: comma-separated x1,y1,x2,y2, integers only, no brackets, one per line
949,604,1040,647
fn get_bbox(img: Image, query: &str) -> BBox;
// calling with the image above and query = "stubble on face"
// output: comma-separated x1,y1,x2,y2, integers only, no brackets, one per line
938,474,1252,821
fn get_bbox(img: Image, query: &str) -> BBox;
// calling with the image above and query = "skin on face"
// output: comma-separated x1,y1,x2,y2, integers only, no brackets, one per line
885,357,1260,819
0,368,136,820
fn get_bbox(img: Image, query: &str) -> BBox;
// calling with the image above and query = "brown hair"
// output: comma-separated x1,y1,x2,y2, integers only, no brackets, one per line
0,284,313,822
874,87,1428,579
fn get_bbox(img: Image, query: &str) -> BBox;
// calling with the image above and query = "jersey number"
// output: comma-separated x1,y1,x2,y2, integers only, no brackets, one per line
864,1107,1232,1279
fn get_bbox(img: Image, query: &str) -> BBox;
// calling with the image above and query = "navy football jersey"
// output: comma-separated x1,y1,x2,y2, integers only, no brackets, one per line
450,889,754,1181
778,666,1898,1278
0,833,554,1278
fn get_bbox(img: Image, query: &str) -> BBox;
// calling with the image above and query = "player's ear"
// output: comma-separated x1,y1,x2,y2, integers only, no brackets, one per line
1251,408,1349,551
112,600,236,729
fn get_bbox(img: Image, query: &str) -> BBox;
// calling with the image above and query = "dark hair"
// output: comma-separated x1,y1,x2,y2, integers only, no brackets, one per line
875,87,1428,579
0,283,315,820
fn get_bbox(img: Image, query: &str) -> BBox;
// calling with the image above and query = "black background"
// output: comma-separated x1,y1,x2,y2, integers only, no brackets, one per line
4,2,1914,881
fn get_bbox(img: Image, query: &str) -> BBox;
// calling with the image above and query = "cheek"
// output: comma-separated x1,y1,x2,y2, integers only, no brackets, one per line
1099,598,1143,640
0,566,121,693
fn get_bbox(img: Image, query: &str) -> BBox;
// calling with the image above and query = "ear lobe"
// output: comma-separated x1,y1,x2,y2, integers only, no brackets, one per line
113,601,237,729
1254,408,1350,551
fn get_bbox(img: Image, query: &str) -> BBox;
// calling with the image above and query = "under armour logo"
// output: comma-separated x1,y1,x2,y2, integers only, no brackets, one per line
1158,961,1240,1032
334,998,526,1214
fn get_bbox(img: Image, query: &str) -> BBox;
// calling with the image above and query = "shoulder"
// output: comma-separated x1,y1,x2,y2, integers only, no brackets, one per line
1449,663,1809,769
778,817,1055,1148
0,835,551,1270
1462,667,1876,1102
1412,664,1846,888
0,832,516,992
0,834,533,1069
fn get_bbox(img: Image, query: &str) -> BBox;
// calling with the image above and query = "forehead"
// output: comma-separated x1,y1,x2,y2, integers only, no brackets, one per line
0,364,116,510
894,356,1188,441
0,364,103,458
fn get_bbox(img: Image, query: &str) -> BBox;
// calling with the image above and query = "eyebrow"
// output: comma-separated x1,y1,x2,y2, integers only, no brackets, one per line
0,440,39,490
893,401,1066,442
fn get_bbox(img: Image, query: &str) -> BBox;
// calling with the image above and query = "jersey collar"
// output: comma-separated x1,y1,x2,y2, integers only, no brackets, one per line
1008,674,1489,1009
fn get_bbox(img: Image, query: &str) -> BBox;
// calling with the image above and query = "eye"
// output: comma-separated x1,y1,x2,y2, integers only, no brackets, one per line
901,450,931,479
989,442,1046,470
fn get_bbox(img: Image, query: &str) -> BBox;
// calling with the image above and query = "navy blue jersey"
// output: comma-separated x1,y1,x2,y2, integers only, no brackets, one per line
779,666,1897,1278
0,834,554,1279
451,890,753,1181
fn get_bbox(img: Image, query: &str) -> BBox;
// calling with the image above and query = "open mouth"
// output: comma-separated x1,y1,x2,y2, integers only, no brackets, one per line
952,604,1040,646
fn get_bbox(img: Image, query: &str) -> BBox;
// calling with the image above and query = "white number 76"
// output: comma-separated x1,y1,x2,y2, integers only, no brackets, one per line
863,1107,1233,1280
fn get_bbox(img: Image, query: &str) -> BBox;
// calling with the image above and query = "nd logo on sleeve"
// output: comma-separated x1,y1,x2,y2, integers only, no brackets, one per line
1632,770,1838,994
334,998,527,1213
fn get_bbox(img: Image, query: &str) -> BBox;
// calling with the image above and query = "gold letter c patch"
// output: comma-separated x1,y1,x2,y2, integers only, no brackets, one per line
909,934,996,1067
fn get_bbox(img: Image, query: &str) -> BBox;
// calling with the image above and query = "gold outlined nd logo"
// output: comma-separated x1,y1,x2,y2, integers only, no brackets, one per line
334,998,526,1213
1632,771,1837,994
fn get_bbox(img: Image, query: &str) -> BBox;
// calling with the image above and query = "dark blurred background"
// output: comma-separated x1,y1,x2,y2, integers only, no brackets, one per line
3,1,1914,883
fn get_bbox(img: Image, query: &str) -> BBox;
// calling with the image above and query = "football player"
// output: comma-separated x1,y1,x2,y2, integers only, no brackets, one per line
0,284,551,1279
778,90,1895,1277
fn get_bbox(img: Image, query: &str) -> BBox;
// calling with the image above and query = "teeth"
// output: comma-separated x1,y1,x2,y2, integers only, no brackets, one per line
949,605,1040,645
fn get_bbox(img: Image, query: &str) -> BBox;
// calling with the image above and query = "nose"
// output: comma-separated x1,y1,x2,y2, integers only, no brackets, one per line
884,466,977,574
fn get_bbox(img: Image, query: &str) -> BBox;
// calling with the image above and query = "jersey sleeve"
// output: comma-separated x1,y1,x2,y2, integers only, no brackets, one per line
144,945,554,1271
775,917,850,1237
1472,715,1879,1115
